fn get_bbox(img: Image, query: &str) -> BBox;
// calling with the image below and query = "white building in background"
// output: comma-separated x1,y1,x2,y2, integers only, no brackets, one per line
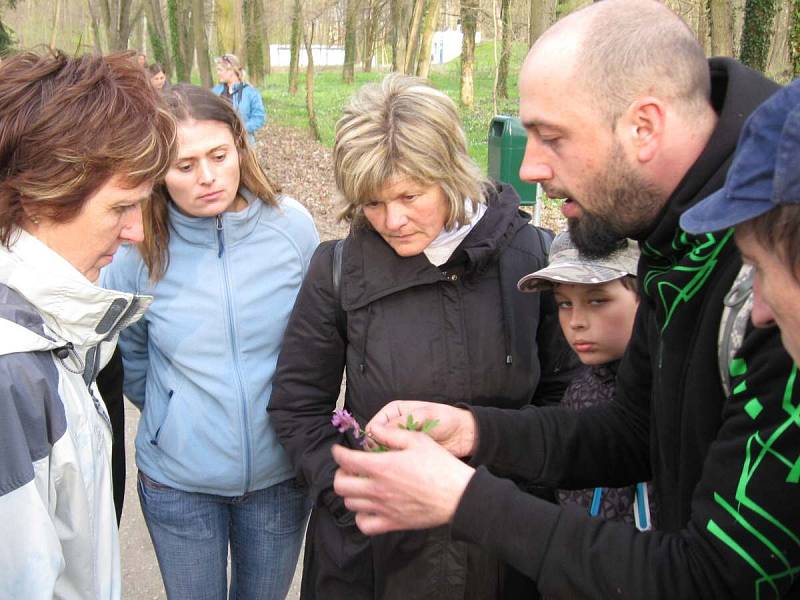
268,28,480,68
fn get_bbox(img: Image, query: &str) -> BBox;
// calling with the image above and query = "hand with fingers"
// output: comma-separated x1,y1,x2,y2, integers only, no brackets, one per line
332,423,475,536
365,400,478,458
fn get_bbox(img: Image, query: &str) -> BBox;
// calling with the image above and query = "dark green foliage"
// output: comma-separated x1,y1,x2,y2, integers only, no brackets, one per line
167,0,187,81
740,0,778,72
0,19,14,56
148,22,170,71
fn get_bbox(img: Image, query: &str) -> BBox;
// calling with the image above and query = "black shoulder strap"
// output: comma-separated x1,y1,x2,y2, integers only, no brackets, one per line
532,224,555,256
332,239,347,340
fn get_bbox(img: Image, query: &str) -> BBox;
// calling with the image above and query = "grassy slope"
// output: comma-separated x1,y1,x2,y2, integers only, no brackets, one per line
261,41,529,171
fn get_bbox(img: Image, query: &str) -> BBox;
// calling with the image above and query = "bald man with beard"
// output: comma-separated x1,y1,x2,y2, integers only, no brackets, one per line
331,1,800,598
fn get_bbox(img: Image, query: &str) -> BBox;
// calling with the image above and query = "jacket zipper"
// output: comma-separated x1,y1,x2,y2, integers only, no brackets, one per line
217,216,252,493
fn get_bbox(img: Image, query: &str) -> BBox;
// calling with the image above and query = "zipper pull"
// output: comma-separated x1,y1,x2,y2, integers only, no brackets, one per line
216,215,224,257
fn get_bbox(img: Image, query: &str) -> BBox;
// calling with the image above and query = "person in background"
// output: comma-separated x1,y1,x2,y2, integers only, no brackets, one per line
269,74,578,600
147,62,168,92
213,53,265,146
0,49,174,599
136,51,147,68
517,232,653,528
103,84,318,600
682,78,800,365
330,1,800,598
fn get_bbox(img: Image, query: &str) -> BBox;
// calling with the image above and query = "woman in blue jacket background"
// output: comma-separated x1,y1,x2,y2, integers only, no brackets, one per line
213,53,265,146
102,85,318,600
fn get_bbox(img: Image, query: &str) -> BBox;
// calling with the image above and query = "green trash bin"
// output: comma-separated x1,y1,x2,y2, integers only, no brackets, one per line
487,115,538,206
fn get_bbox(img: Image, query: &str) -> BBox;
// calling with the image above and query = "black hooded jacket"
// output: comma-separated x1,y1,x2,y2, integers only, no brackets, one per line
450,59,800,599
269,182,579,599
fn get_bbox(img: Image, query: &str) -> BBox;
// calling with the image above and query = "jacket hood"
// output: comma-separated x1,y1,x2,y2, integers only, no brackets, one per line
643,57,780,252
0,229,151,357
341,182,528,310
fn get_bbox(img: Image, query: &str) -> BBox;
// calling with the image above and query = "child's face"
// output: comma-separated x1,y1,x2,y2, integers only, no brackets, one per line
553,279,639,366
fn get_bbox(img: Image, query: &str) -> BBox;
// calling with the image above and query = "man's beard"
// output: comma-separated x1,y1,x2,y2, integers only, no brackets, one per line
568,143,663,259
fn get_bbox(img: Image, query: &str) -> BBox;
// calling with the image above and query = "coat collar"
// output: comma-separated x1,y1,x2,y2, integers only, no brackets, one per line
0,229,150,350
169,187,263,247
340,182,528,310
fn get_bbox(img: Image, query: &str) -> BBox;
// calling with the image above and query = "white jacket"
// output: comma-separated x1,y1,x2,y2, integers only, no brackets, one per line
0,230,149,599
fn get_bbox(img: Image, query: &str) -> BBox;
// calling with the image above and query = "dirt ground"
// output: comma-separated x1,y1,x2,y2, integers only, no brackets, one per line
119,124,564,599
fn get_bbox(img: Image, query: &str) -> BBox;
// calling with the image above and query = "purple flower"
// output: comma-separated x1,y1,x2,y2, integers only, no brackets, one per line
331,408,362,438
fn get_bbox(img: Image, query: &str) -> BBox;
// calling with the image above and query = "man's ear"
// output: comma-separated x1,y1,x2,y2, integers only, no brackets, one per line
619,96,666,164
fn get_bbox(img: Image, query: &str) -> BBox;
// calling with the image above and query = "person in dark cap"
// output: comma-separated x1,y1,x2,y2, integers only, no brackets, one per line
682,79,800,365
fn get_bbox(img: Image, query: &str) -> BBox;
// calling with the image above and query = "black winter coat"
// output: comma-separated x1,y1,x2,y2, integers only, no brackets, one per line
269,183,578,600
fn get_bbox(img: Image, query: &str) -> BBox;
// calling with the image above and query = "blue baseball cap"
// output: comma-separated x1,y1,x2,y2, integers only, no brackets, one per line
681,79,800,234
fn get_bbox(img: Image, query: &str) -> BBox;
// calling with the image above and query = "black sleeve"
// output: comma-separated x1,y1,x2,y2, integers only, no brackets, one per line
453,323,800,598
467,302,653,489
268,240,352,522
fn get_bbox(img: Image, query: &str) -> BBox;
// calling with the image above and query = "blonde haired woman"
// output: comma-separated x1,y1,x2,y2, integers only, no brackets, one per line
103,85,317,599
213,53,265,145
269,74,578,600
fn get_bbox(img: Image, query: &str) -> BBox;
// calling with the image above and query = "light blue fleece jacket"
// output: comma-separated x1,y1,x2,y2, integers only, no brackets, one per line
102,190,319,495
212,83,265,145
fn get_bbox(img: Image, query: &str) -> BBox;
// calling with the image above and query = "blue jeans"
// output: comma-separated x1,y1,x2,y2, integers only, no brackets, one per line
138,471,310,600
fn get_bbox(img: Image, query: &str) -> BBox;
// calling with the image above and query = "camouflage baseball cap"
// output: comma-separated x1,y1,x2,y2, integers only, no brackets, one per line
517,231,640,292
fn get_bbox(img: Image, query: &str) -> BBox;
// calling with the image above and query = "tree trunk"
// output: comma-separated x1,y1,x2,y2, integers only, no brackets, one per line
87,0,105,53
460,0,476,108
696,0,709,51
193,0,212,86
49,0,62,49
767,0,791,76
740,0,777,72
304,22,321,141
342,0,359,83
243,0,265,85
261,0,271,75
403,0,425,74
232,0,245,60
146,0,173,76
496,0,511,98
289,0,302,94
529,0,556,47
416,0,440,77
168,0,191,81
362,0,381,72
708,0,733,56
791,0,800,77
390,0,403,71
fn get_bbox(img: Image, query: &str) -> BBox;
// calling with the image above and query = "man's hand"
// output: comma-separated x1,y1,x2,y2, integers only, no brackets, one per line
365,400,478,458
332,424,475,536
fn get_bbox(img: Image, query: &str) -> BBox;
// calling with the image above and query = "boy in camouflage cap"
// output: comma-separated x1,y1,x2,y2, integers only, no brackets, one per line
518,232,653,527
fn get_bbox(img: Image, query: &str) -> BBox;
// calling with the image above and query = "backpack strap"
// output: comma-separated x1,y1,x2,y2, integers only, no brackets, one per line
718,264,754,397
332,239,347,340
531,224,555,257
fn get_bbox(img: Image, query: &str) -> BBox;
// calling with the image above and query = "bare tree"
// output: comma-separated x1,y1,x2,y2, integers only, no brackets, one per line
232,0,244,59
740,0,777,72
49,0,61,49
416,0,440,78
460,0,477,107
243,0,266,84
193,0,212,85
529,0,556,47
86,0,105,52
496,0,511,98
403,0,425,73
304,20,321,141
708,0,733,56
389,0,405,71
767,0,791,75
791,0,800,77
145,0,173,76
342,0,360,82
289,0,302,93
362,0,383,72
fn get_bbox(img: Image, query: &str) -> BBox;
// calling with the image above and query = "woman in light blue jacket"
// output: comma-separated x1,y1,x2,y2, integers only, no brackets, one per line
213,53,265,145
102,85,318,600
